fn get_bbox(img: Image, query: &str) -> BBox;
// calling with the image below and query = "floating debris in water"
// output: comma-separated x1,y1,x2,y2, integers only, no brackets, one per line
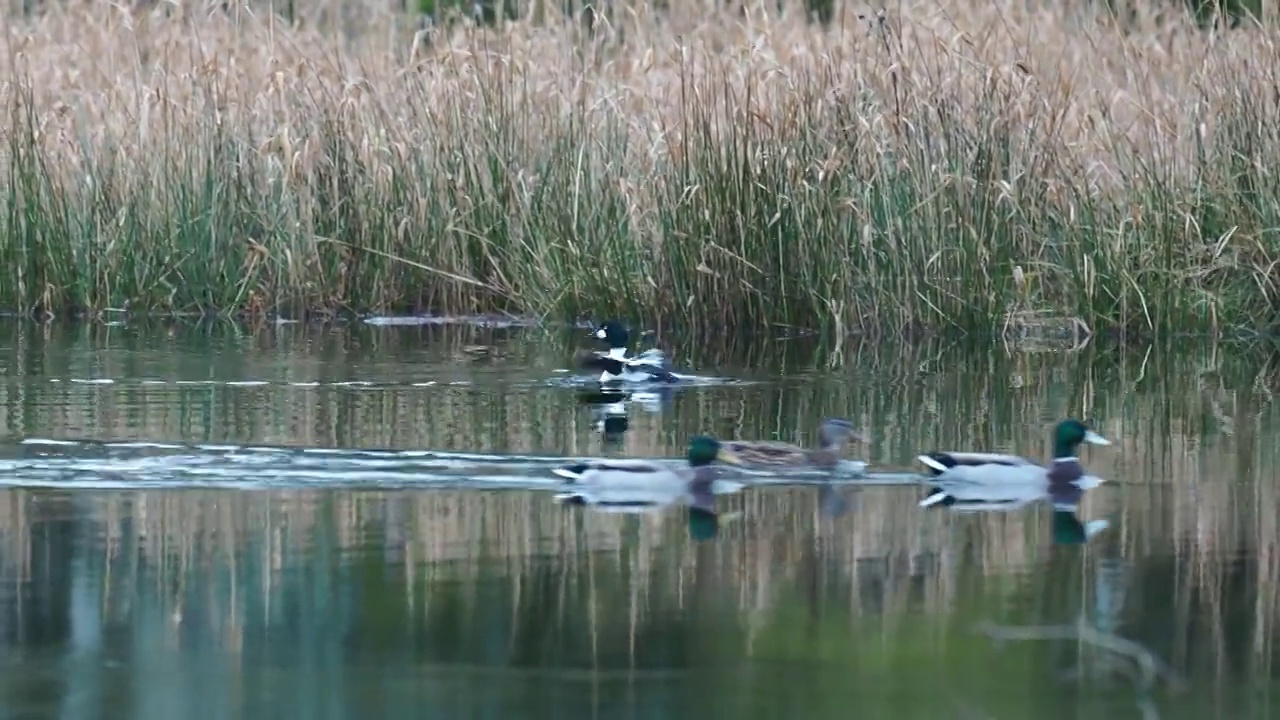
362,314,540,328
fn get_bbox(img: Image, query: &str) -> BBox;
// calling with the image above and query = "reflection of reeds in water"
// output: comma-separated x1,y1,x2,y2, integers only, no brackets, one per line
0,324,1272,455
2,477,1272,703
0,330,1277,697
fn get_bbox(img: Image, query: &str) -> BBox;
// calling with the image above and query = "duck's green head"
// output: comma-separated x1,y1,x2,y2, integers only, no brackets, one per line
1053,419,1111,459
688,435,743,467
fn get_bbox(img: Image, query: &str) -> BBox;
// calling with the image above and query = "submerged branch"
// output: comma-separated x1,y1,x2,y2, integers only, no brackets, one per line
975,621,1189,693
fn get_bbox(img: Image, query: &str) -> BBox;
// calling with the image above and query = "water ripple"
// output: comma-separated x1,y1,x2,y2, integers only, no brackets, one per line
360,314,543,328
6,439,916,491
42,374,757,390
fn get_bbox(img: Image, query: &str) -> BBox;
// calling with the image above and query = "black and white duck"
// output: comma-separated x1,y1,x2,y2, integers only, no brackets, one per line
577,320,687,384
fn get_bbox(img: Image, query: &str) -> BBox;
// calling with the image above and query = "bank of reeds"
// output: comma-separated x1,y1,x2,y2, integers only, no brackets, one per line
2,1,1279,335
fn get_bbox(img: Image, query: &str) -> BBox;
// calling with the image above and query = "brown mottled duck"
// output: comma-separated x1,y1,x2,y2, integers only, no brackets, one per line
724,418,868,472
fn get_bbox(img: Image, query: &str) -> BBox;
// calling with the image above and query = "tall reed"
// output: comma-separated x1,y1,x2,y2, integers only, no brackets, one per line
2,1,1278,336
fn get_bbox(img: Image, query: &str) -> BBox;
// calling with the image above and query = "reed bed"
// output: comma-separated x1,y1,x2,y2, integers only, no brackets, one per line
1,0,1278,335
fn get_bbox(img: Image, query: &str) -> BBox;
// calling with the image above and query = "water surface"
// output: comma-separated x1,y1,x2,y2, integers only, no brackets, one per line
0,321,1274,719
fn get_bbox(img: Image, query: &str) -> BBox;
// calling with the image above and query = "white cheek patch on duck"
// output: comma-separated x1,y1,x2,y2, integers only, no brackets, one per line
595,328,609,339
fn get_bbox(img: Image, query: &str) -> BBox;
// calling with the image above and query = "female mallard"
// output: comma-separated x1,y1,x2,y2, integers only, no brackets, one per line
724,418,868,471
917,418,1111,508
577,320,684,384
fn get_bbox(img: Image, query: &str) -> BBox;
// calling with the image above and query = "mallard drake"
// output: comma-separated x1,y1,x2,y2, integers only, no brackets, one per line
552,435,742,489
917,418,1111,508
577,320,684,384
724,418,869,471
553,436,744,541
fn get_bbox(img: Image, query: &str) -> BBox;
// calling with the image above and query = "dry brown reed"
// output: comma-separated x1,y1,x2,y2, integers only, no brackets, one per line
1,0,1278,334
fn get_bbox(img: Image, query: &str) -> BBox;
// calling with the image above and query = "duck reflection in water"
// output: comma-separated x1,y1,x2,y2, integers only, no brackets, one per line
575,386,672,446
551,436,744,541
555,473,851,542
919,471,1111,544
916,418,1112,543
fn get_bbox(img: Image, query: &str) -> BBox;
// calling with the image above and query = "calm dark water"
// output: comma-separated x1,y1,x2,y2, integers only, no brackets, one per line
0,320,1275,719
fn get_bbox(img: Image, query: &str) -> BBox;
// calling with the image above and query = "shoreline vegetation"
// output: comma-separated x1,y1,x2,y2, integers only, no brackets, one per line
2,2,1278,337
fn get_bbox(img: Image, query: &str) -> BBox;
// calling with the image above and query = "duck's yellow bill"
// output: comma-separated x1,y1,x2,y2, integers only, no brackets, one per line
716,448,744,465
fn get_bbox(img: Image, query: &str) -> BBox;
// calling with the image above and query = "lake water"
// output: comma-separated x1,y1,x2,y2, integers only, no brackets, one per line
0,319,1274,719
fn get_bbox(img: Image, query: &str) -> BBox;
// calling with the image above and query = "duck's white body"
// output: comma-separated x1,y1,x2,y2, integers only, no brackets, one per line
551,449,741,514
551,457,692,490
593,347,682,384
916,431,1110,509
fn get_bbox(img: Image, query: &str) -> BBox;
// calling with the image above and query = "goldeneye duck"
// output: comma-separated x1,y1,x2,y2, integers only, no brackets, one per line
580,320,682,384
